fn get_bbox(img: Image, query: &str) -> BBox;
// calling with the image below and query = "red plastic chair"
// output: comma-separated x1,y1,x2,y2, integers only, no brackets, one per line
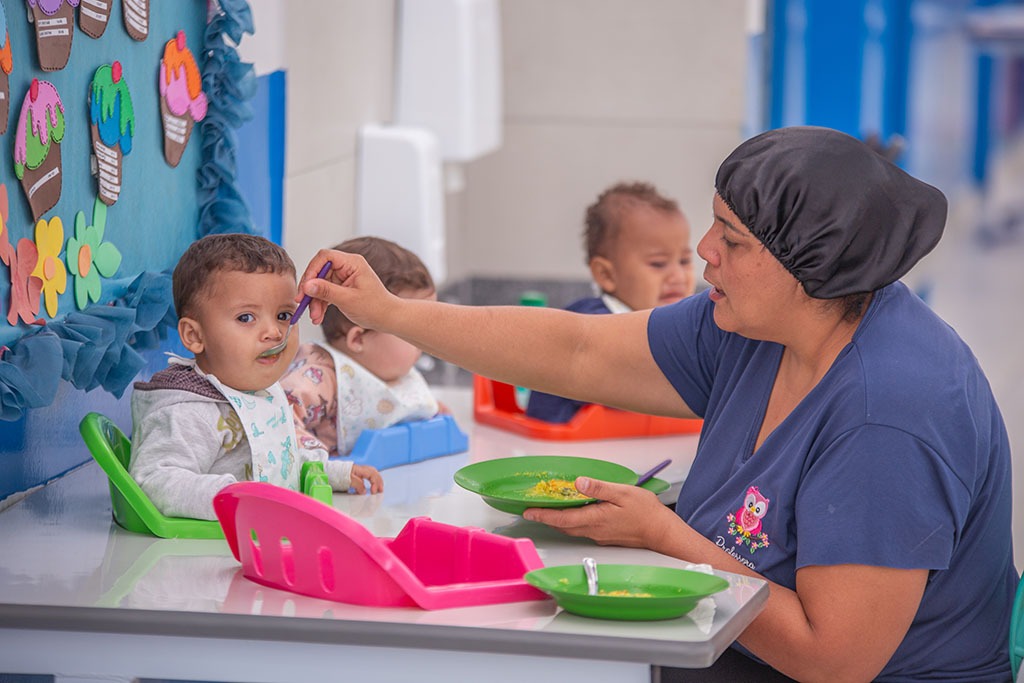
473,375,703,441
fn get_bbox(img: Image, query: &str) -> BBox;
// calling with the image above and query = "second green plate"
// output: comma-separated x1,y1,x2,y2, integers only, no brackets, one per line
525,564,730,620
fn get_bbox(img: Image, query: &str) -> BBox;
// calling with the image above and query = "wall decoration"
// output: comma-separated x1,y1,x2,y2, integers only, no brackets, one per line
13,78,64,220
5,236,42,325
1,270,174,421
25,0,79,71
1,183,44,326
31,214,64,317
122,0,146,41
78,0,110,39
159,30,206,168
0,2,12,135
89,61,133,205
67,197,120,310
197,0,256,237
0,1,254,426
0,184,11,264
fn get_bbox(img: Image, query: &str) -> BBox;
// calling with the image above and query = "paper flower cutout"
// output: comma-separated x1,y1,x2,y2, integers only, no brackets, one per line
90,61,135,205
67,198,121,310
159,30,207,167
0,2,12,135
6,237,43,326
1,182,44,326
30,215,65,317
14,79,65,220
25,0,80,72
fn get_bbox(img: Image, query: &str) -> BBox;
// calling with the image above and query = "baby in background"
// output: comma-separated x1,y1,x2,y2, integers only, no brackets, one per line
129,233,383,521
526,181,695,423
280,236,442,456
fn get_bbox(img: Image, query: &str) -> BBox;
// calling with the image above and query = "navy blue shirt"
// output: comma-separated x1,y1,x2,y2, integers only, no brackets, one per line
648,282,1015,681
525,296,612,423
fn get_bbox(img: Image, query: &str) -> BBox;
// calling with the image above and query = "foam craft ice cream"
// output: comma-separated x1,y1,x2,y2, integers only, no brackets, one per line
158,30,207,168
0,2,12,135
121,0,148,41
78,0,110,39
90,61,134,205
14,78,65,220
26,0,79,72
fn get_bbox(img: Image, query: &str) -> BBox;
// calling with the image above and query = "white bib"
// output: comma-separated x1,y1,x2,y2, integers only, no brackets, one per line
311,342,438,455
169,356,300,490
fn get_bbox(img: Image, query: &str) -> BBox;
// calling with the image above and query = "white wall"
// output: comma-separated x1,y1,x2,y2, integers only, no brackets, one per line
454,0,747,282
238,0,396,342
239,0,747,286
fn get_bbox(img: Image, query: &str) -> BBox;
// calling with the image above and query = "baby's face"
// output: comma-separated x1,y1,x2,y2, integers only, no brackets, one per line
357,287,436,383
602,207,694,310
188,269,300,391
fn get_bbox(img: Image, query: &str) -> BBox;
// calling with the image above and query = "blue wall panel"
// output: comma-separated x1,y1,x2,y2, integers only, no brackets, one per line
235,70,286,245
0,4,207,503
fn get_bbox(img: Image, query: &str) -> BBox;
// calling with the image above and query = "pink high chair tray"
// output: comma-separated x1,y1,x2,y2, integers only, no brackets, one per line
213,482,546,610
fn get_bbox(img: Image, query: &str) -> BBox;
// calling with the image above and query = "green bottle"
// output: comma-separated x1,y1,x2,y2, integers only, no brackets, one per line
515,291,548,410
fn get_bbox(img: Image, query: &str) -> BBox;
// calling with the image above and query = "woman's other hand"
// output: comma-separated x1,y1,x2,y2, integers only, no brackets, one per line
522,476,679,549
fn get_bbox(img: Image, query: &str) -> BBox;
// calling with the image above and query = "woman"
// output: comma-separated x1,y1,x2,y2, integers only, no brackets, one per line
297,127,1015,682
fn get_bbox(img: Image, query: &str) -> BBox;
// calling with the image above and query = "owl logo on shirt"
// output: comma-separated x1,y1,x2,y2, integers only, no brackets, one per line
726,485,771,554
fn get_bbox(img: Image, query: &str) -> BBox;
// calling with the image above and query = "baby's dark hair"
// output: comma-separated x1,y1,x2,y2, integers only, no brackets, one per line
322,236,435,343
173,233,296,319
583,182,681,263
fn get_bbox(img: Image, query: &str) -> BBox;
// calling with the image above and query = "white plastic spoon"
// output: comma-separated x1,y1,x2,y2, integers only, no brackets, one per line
583,556,599,596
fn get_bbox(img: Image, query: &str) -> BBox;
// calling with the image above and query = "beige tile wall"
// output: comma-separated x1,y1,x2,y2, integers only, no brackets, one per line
244,0,748,285
280,0,396,276
454,0,748,282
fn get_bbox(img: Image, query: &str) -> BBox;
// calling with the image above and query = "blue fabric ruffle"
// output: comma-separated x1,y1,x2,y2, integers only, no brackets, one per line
0,272,176,421
198,0,257,238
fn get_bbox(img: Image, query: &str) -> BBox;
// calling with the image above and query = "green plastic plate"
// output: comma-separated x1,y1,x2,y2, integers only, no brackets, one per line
641,477,670,495
524,564,730,621
453,455,638,515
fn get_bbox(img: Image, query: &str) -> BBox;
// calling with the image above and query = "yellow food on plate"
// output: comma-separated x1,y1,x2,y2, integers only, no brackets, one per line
599,589,653,597
526,478,588,500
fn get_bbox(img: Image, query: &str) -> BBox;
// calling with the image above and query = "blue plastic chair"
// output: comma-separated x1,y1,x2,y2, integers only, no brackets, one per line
345,414,468,470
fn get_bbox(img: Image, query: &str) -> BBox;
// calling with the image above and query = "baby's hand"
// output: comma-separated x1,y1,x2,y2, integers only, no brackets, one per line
437,401,452,415
349,464,384,494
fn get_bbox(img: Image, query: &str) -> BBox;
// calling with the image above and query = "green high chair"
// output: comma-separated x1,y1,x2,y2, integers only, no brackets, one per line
79,412,333,539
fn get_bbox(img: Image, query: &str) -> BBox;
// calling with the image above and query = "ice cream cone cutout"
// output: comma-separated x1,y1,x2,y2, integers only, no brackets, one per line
0,2,13,135
158,30,207,168
78,0,110,38
90,61,134,205
25,0,79,72
14,78,65,220
121,0,146,41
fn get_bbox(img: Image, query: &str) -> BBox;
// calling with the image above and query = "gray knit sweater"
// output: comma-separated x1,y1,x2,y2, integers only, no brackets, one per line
129,363,354,520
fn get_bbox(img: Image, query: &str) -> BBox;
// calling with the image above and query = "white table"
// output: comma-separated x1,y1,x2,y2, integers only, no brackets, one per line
0,387,767,683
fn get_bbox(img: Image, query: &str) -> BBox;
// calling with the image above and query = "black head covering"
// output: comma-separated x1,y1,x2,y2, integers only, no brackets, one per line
714,126,947,299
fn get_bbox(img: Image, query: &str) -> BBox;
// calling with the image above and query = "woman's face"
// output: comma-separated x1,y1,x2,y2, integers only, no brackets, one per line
696,194,803,340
